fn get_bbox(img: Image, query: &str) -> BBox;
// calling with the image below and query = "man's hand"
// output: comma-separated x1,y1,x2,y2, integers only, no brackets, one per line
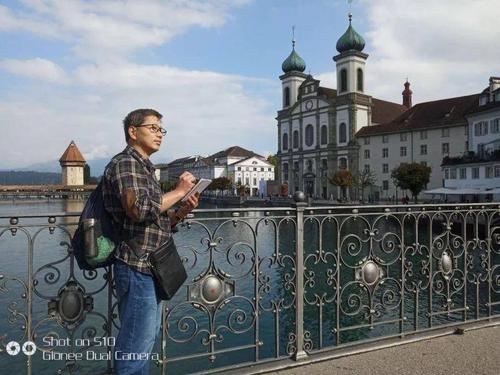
176,171,196,195
175,192,199,221
183,192,199,212
159,171,196,214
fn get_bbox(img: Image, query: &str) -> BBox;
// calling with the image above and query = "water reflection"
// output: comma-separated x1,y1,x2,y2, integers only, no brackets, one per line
0,201,499,375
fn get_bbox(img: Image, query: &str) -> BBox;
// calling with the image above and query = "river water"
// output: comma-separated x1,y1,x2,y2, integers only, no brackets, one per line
0,199,497,375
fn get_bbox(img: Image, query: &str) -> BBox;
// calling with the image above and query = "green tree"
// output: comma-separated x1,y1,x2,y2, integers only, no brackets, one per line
83,164,98,185
354,169,376,201
266,154,278,169
209,177,233,195
391,162,431,203
84,164,90,184
328,170,354,200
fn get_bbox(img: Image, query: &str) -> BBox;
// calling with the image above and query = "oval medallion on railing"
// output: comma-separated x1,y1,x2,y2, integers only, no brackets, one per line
440,252,453,276
362,261,380,286
202,276,223,303
48,281,93,329
59,288,84,322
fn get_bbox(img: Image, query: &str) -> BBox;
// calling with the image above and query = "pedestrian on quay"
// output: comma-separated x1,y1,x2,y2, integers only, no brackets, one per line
102,108,199,374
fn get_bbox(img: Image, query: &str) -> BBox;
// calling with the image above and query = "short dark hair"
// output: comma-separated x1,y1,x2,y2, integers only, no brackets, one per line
123,108,163,142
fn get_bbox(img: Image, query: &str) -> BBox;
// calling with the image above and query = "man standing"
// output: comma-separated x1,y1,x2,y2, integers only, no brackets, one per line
102,108,198,374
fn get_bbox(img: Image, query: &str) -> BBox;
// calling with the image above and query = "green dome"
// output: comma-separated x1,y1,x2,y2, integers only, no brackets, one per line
282,45,306,73
336,13,365,53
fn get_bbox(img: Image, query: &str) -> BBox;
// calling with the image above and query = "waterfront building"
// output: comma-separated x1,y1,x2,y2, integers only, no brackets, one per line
59,141,85,186
276,14,406,200
276,14,498,202
158,146,275,196
357,92,476,199
441,77,500,201
227,155,275,196
163,155,206,183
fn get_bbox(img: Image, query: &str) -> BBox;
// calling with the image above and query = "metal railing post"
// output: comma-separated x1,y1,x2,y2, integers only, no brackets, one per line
293,191,308,360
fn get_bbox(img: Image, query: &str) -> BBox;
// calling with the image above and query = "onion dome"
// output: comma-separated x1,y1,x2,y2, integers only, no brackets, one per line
336,13,365,53
282,38,306,74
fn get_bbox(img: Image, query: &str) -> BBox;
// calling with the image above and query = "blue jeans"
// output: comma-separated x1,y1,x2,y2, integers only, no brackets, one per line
113,260,163,375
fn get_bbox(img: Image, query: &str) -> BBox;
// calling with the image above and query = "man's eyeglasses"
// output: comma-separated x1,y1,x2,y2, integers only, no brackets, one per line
134,124,167,136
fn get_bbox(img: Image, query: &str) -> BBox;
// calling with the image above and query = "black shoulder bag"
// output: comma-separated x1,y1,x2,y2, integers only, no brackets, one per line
148,235,187,300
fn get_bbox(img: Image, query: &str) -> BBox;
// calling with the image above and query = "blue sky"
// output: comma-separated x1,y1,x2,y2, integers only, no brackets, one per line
0,0,499,172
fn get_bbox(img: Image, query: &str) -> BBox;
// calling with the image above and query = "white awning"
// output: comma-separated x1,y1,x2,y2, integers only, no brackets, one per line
423,187,500,195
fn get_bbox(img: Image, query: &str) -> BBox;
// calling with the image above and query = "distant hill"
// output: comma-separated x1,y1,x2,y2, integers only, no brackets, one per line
4,154,171,180
0,171,62,185
18,157,110,176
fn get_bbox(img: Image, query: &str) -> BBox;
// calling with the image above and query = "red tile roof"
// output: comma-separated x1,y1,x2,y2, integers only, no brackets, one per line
356,94,480,137
59,141,85,163
206,146,260,161
371,98,408,124
316,86,407,124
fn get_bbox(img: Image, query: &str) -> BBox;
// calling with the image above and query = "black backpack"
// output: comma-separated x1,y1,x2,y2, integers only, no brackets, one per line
71,181,121,270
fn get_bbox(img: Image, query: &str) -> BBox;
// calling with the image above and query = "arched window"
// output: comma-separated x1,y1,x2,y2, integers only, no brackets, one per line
357,68,363,92
293,130,299,148
282,133,289,150
320,125,328,145
340,69,347,92
284,87,290,107
283,163,289,181
305,124,314,146
339,122,347,143
339,157,347,170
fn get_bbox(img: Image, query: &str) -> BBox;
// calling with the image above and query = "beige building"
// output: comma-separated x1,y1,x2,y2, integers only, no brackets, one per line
276,13,494,202
357,94,476,199
441,77,500,202
59,141,86,186
158,146,275,196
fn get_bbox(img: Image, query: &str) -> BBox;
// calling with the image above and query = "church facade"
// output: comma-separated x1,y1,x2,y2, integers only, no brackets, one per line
276,14,407,200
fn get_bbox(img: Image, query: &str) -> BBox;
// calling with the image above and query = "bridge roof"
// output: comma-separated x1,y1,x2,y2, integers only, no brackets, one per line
59,141,86,163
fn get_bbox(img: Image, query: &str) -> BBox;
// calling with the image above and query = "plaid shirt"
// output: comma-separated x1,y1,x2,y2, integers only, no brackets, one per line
102,145,171,274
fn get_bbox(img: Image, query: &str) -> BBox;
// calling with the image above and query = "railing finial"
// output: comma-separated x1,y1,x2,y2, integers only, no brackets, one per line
293,191,306,203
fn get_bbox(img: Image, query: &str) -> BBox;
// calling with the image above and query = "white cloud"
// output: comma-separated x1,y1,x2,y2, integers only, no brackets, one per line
0,4,61,38
0,61,277,169
317,0,500,104
0,0,276,170
0,58,69,83
3,0,251,62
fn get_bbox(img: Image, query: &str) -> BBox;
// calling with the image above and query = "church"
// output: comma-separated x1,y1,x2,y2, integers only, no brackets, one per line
276,13,407,200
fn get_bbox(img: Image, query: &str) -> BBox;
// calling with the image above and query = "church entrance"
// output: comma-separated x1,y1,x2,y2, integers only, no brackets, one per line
303,173,315,197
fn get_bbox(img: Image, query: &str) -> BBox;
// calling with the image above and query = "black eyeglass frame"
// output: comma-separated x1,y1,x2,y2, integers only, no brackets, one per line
134,123,167,136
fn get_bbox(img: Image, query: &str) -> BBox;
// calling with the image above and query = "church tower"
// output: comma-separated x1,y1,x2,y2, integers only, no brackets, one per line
332,13,370,144
59,141,86,186
402,79,413,108
334,13,367,97
331,13,369,200
280,30,308,109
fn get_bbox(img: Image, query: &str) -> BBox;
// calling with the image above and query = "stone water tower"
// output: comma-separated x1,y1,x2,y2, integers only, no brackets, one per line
59,141,86,186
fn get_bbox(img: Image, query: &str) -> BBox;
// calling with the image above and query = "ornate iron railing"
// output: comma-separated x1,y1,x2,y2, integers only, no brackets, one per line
0,194,499,374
